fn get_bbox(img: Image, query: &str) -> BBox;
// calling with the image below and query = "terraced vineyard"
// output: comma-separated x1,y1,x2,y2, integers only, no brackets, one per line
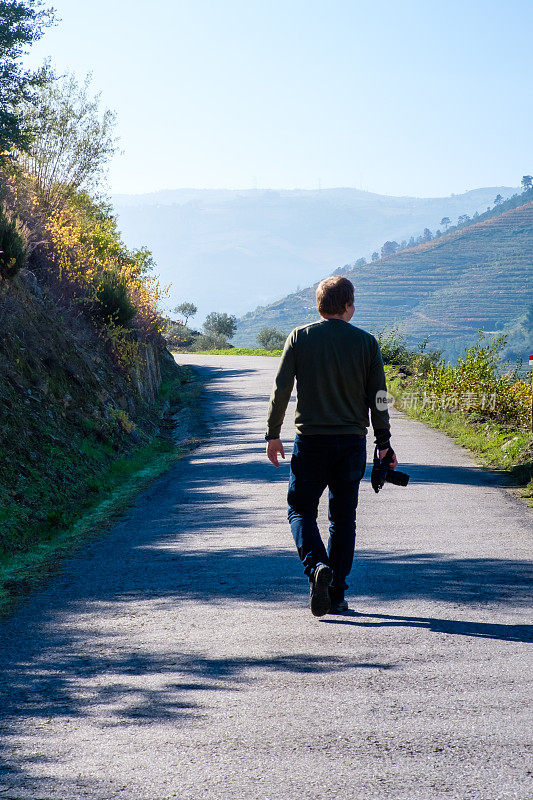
236,196,533,359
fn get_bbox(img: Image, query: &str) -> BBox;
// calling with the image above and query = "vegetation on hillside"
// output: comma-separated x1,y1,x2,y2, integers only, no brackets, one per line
0,4,194,600
363,181,533,262
237,188,533,360
1,64,166,368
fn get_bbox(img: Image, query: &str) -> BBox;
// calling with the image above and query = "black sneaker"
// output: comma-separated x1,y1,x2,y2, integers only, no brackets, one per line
309,563,332,617
328,598,349,614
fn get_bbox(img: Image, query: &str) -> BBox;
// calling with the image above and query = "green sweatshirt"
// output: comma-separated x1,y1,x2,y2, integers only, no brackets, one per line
266,318,391,444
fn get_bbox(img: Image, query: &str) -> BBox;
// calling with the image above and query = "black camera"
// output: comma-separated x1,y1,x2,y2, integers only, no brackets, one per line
371,446,410,493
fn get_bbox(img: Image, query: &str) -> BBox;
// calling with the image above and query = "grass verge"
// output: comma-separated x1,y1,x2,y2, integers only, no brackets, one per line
386,367,533,506
0,368,203,616
173,347,282,356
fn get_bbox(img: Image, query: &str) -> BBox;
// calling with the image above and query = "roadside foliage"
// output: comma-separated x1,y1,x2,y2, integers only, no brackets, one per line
423,334,531,429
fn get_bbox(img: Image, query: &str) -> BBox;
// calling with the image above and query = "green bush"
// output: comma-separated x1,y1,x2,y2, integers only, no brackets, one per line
162,320,197,349
424,333,531,427
375,324,441,375
193,333,231,351
375,324,409,365
257,327,286,351
94,270,137,326
0,207,27,279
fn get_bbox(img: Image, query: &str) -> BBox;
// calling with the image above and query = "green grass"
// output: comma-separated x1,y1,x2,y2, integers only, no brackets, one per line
0,367,203,616
386,367,533,505
174,347,282,356
0,439,181,615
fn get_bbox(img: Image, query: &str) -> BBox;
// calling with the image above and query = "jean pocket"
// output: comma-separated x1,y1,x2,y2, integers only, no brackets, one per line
337,448,367,482
290,451,326,484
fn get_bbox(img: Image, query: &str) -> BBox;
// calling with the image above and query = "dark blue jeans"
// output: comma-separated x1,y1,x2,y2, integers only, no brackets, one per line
287,433,367,599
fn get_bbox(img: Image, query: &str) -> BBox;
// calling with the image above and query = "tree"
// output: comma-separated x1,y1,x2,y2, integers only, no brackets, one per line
457,214,470,226
203,312,237,340
371,251,379,262
18,67,117,208
423,228,432,242
353,257,366,267
380,240,398,258
193,332,230,351
0,0,55,158
521,175,532,191
163,319,196,349
257,327,286,351
174,301,197,326
494,194,503,205
440,216,450,230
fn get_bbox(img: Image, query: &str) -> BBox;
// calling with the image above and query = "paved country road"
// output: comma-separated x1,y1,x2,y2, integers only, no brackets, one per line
1,354,532,800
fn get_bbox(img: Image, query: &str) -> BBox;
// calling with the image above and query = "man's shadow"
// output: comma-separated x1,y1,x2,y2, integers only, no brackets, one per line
321,609,532,643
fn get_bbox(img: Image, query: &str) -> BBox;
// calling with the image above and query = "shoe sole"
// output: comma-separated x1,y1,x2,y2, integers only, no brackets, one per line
310,565,332,617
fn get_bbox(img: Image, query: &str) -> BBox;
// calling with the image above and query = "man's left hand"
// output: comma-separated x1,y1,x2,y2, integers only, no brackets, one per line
266,438,285,467
378,448,398,469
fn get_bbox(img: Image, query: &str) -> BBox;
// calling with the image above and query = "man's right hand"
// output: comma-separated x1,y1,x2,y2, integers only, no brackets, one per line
266,438,285,468
378,447,398,469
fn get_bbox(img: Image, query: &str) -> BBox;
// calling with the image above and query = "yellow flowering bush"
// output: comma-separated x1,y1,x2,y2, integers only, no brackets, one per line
108,405,136,434
424,333,531,428
43,190,166,372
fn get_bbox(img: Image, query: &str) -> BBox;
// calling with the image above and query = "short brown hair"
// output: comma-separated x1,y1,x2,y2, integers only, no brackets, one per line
316,276,354,316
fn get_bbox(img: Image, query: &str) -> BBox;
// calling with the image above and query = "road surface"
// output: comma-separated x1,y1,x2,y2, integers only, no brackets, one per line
0,354,531,800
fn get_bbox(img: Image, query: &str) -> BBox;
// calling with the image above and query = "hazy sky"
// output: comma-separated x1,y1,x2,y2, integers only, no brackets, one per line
25,0,532,197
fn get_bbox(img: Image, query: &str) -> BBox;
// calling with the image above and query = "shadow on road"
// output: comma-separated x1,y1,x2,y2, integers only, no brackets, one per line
397,463,506,487
0,642,393,789
321,610,533,643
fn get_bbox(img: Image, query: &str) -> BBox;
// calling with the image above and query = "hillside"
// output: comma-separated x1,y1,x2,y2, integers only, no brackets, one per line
1,160,184,568
112,186,517,324
235,194,533,360
0,269,181,554
0,47,195,605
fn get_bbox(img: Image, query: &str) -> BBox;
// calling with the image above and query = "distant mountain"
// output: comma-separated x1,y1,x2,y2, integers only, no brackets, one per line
111,186,517,324
235,192,533,361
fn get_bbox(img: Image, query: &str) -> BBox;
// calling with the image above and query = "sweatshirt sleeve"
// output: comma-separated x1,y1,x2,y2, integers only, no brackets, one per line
266,331,296,438
366,337,391,448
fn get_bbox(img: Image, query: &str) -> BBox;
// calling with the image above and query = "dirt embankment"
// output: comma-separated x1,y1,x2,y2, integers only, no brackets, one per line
0,267,185,556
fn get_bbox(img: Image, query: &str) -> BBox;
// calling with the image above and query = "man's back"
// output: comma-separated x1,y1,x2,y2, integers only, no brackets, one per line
266,318,390,439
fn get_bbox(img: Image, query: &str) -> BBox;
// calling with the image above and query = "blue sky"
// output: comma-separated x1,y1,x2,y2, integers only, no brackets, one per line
26,0,532,197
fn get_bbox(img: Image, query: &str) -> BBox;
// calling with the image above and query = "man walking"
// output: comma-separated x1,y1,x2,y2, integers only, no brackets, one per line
265,275,397,616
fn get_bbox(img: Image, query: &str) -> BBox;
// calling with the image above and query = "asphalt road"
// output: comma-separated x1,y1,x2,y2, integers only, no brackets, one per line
1,354,532,800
